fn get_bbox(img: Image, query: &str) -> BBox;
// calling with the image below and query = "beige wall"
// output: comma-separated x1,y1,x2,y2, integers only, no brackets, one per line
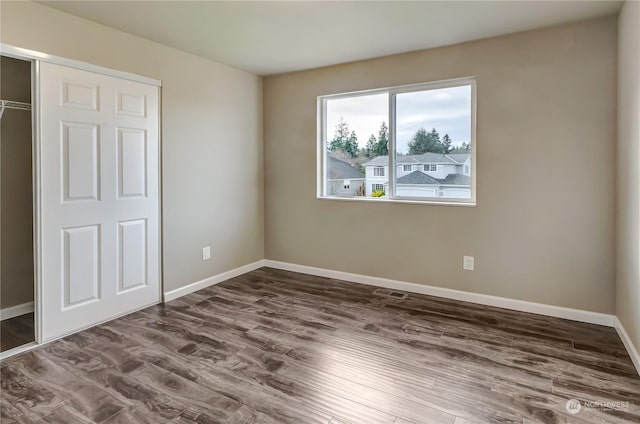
0,1,264,293
0,56,34,309
264,17,617,313
616,0,640,351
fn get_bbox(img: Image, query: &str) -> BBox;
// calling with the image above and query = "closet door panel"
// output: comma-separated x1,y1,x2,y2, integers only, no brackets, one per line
62,225,101,308
39,62,160,342
61,122,100,202
117,127,147,198
61,80,99,111
117,219,147,294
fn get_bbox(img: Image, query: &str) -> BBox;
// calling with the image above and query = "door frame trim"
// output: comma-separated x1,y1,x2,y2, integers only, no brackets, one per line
33,59,42,343
0,43,161,87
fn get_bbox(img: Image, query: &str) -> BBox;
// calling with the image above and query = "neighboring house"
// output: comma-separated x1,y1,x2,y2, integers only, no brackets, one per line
327,156,366,196
362,152,471,198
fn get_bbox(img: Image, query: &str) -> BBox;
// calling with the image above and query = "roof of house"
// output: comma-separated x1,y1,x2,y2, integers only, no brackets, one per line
362,153,470,167
396,171,471,186
446,153,471,163
440,173,471,185
396,170,441,185
327,156,365,180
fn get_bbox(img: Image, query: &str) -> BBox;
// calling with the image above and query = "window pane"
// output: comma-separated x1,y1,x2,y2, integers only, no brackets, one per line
319,78,475,204
394,85,472,200
325,93,388,198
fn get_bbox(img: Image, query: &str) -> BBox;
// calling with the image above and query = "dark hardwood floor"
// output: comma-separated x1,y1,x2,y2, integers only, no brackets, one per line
1,267,639,423
1,312,35,352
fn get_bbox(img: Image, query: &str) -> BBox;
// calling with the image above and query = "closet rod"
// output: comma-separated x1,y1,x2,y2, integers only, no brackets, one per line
0,99,31,119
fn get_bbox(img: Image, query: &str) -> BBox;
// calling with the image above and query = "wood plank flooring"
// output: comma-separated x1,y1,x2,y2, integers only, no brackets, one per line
1,267,639,423
1,312,35,352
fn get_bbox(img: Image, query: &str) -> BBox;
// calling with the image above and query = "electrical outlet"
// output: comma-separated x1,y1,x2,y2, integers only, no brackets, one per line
202,246,211,261
463,256,474,271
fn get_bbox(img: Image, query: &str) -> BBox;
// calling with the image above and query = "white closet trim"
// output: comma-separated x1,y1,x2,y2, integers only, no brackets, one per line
1,43,161,87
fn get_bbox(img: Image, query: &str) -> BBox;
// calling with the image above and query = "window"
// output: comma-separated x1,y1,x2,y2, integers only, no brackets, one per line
319,77,475,204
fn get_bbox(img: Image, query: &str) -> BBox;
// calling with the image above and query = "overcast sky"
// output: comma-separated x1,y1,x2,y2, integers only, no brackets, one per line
326,85,471,154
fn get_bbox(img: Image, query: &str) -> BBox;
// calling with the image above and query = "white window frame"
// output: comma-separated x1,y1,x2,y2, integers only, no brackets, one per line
403,165,412,172
372,184,384,192
318,76,476,206
373,166,385,177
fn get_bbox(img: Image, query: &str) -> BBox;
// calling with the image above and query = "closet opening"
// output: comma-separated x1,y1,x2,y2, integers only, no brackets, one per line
0,55,35,353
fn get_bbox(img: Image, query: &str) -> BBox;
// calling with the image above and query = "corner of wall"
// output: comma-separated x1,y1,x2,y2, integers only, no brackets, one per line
615,0,640,356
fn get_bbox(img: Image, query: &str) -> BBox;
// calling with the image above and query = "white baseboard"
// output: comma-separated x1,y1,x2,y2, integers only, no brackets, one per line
0,301,34,321
263,260,615,327
163,260,266,302
614,317,640,376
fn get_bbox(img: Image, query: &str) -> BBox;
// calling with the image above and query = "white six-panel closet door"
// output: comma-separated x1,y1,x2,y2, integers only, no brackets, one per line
38,61,160,342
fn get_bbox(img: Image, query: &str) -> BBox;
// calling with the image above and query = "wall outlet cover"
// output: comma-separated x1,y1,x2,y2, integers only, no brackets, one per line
463,256,474,271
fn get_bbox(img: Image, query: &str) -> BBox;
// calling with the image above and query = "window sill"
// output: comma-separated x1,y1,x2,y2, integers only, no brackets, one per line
316,195,476,207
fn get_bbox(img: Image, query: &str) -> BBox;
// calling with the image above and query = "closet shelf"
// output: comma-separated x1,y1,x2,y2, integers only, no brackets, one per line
0,99,31,119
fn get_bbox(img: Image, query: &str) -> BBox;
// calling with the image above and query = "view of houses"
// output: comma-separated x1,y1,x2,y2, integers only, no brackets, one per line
324,115,472,200
327,152,471,199
326,156,367,196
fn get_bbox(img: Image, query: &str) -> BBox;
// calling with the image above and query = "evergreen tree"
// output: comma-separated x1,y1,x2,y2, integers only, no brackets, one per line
373,121,389,156
407,127,445,154
328,117,351,152
365,134,376,157
429,128,440,144
442,134,453,154
450,142,471,154
344,130,359,158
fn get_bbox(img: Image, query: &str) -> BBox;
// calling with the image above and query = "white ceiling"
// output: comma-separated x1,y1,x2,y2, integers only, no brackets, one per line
39,1,623,76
